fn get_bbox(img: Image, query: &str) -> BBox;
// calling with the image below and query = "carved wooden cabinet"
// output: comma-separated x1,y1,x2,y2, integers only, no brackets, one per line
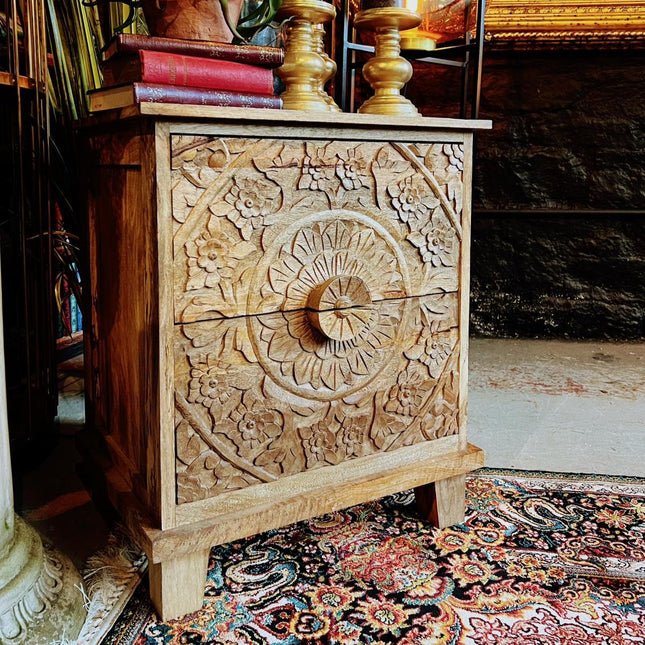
81,105,488,620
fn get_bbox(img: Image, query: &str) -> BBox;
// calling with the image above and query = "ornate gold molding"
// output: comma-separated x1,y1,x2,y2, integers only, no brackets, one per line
484,0,645,49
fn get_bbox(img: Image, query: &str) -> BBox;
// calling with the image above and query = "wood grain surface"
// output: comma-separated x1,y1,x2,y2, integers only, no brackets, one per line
80,110,485,620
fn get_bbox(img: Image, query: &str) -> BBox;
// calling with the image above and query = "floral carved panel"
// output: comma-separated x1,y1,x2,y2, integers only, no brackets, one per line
170,135,466,505
171,137,464,324
175,292,461,504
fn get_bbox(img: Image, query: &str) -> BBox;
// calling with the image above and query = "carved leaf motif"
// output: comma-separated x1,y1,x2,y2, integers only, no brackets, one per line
172,180,206,225
252,142,297,173
171,136,230,171
370,409,402,451
177,426,203,464
175,417,263,504
292,192,332,213
371,146,411,213
405,298,458,380
420,354,460,441
374,146,412,173
424,144,464,215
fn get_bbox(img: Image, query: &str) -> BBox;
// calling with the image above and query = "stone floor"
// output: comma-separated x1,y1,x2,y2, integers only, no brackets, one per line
469,339,645,477
16,338,645,573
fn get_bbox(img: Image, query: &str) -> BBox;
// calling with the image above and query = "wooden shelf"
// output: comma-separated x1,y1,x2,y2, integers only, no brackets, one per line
0,71,36,90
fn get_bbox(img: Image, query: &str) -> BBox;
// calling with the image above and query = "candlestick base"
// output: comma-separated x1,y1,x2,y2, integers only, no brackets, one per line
400,28,437,52
355,7,422,117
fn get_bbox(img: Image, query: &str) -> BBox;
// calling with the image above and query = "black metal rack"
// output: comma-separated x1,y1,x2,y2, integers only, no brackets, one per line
333,0,486,117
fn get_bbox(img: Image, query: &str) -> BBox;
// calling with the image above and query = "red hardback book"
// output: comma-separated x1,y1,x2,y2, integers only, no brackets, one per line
103,33,284,68
101,50,275,95
88,82,282,112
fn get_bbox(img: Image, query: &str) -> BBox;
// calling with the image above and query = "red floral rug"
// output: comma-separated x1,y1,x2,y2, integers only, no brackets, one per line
101,469,645,644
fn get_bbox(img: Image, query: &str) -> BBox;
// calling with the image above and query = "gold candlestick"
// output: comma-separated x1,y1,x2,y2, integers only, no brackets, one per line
354,6,422,116
313,22,341,112
276,0,337,112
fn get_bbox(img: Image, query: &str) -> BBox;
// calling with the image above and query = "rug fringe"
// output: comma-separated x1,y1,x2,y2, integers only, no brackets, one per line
72,525,147,645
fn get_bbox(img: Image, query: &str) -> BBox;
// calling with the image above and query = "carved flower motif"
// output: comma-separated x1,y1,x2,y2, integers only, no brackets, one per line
188,355,234,408
300,420,339,468
444,143,464,172
254,219,407,396
424,336,452,377
299,147,337,192
385,368,430,417
388,175,439,229
407,213,456,267
339,417,370,458
186,232,225,290
185,216,256,292
335,148,369,190
230,397,283,450
224,176,281,240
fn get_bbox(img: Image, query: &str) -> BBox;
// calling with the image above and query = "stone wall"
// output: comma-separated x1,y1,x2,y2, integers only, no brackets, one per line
407,50,645,339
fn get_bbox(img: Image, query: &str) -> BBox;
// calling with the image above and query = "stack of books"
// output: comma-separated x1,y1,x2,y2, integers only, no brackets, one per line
88,34,284,112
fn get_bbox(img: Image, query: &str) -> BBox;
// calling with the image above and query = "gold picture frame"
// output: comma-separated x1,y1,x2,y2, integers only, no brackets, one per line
484,0,645,49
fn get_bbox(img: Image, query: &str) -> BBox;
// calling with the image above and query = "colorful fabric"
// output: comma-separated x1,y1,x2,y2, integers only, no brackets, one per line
103,469,645,644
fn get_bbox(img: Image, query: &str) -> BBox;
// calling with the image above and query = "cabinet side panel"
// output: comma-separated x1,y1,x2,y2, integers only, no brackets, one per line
86,159,160,518
458,133,474,452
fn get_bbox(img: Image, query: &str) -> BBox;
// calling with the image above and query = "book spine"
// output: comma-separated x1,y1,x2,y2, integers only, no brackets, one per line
132,83,282,109
108,34,284,68
62,284,72,336
139,50,275,95
70,294,78,333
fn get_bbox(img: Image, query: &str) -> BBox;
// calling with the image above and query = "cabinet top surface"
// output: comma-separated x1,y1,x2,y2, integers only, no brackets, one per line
81,103,492,133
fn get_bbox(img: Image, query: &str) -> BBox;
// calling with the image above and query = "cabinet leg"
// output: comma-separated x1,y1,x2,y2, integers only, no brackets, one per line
415,474,467,528
148,549,210,621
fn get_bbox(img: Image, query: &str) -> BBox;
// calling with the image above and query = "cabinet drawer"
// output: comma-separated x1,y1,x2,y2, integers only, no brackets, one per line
174,292,460,505
171,135,465,324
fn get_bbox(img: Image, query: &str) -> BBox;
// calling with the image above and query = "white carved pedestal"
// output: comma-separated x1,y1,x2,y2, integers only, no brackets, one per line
0,261,86,644
80,105,490,620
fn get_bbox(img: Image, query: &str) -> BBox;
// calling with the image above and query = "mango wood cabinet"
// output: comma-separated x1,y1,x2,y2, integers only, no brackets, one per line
80,105,489,620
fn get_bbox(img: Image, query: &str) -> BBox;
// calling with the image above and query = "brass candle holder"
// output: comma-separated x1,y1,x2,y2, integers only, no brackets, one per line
276,0,337,112
354,6,422,116
314,22,341,112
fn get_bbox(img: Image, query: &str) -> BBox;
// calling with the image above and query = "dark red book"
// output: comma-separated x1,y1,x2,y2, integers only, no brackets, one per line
103,33,284,68
88,82,282,112
101,49,275,95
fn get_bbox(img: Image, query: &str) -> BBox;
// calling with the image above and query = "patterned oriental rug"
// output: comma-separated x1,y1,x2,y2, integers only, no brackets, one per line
100,469,645,645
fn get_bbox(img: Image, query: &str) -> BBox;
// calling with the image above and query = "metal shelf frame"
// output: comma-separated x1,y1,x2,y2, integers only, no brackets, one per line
334,0,486,117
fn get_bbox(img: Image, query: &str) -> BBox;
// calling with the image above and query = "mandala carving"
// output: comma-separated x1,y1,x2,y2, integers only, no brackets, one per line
171,135,467,504
246,215,410,399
